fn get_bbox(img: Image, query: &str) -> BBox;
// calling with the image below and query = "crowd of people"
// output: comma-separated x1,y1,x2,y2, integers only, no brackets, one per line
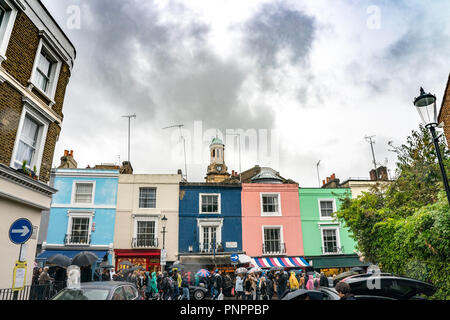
110,267,338,300
30,263,354,300
234,269,331,300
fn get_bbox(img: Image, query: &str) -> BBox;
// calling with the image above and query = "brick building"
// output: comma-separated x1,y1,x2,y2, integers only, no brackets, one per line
439,74,450,144
0,0,76,289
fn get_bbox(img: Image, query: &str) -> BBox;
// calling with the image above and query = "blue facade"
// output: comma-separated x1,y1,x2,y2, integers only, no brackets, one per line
40,168,119,265
179,183,243,253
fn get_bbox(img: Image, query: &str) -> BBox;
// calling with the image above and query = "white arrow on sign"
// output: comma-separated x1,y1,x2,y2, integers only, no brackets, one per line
11,226,30,237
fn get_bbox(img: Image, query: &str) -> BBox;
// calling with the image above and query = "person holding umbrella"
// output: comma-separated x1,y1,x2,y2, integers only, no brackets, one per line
235,273,244,300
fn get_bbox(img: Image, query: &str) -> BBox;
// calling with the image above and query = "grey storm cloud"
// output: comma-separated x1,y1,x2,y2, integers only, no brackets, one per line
243,2,316,68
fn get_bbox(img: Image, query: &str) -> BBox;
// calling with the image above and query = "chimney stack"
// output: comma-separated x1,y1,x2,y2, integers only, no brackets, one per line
58,149,77,168
120,161,133,174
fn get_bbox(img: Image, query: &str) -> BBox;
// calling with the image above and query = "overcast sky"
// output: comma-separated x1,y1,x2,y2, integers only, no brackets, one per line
42,0,450,186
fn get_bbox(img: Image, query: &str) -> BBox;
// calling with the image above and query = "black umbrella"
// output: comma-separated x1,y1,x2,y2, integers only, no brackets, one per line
71,251,99,266
282,289,324,300
99,261,114,269
270,266,284,271
47,254,71,268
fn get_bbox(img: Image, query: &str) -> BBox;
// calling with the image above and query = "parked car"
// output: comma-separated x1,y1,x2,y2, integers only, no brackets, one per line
51,281,143,300
189,285,210,300
342,275,436,300
283,275,436,300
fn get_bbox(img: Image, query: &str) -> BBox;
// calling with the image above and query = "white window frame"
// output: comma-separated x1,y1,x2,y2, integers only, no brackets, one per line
260,193,282,216
66,210,94,245
199,193,221,214
318,198,336,220
0,0,18,63
197,218,223,250
133,216,158,240
261,225,284,255
29,38,62,102
10,102,49,175
71,181,96,206
319,226,341,255
138,187,157,209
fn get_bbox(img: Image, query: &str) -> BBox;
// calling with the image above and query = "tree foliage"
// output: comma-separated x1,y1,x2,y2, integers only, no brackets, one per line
336,125,450,299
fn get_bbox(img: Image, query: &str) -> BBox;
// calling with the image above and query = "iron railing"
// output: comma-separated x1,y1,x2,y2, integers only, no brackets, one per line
262,242,286,255
321,246,344,255
0,281,66,300
64,234,91,246
199,242,223,253
131,237,158,248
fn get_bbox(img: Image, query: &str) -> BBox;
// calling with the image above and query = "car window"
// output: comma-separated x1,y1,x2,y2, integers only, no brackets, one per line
53,289,109,300
123,285,139,300
112,287,126,300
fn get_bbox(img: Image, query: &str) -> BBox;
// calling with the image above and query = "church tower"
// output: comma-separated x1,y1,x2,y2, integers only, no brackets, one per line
205,136,230,183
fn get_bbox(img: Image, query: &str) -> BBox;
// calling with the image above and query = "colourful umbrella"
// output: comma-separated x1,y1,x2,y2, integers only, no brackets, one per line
196,269,210,277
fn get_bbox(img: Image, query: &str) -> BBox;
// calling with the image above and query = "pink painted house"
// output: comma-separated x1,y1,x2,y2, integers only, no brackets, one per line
240,167,309,269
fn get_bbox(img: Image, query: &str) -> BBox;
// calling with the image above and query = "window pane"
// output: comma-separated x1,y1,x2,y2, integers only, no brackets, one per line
320,201,334,217
262,195,278,213
264,228,281,253
139,188,156,208
71,217,90,243
136,221,155,246
201,195,218,213
323,229,337,253
75,183,93,203
16,116,40,166
0,6,5,27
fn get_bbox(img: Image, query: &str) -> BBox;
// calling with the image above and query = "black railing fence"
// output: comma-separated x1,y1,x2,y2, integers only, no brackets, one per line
0,281,66,300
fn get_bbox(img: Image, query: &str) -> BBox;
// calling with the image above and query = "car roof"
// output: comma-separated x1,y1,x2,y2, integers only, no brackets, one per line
66,281,135,289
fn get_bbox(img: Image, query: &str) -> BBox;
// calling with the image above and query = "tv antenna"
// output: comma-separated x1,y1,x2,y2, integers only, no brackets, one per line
364,135,378,171
163,124,187,181
316,160,321,187
122,114,136,162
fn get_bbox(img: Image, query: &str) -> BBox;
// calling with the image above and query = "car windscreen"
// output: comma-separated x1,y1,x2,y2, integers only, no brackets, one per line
52,288,110,300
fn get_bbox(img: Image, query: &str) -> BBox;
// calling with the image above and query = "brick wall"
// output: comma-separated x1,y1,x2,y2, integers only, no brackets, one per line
439,76,450,144
0,82,22,165
0,10,73,183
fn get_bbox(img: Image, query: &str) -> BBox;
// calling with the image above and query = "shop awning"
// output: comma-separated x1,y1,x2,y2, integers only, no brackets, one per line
309,255,368,269
251,257,311,268
36,249,107,263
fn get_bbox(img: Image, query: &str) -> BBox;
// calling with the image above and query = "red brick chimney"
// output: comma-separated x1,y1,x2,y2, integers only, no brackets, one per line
58,149,77,168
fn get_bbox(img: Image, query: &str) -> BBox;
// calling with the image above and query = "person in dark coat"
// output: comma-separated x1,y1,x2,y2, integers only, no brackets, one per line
276,270,288,299
319,272,328,287
80,265,92,283
266,273,274,300
335,281,356,300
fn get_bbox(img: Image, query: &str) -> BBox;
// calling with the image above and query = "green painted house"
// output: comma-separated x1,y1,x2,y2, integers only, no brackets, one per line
299,188,367,274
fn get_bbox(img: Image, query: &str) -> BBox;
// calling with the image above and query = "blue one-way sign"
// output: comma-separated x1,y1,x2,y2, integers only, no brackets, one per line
231,254,239,263
9,218,33,245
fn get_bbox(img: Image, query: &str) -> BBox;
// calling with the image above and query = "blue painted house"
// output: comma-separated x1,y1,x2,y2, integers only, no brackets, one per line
178,182,244,271
37,167,119,268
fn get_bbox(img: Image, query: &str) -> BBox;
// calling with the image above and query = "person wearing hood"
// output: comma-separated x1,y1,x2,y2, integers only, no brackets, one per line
150,271,159,299
289,272,299,291
144,272,152,300
306,275,315,290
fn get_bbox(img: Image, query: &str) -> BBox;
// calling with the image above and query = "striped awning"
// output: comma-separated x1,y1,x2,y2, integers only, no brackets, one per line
251,257,310,268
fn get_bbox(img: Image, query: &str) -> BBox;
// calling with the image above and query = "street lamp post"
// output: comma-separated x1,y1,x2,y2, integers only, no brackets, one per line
414,87,450,205
161,215,168,272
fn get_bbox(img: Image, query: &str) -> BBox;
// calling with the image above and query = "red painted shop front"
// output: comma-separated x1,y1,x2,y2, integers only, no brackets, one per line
114,249,161,273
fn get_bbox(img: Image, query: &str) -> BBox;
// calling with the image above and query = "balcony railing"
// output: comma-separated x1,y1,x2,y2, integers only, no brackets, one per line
131,237,158,249
199,242,224,253
64,234,91,246
321,246,344,255
262,242,286,255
